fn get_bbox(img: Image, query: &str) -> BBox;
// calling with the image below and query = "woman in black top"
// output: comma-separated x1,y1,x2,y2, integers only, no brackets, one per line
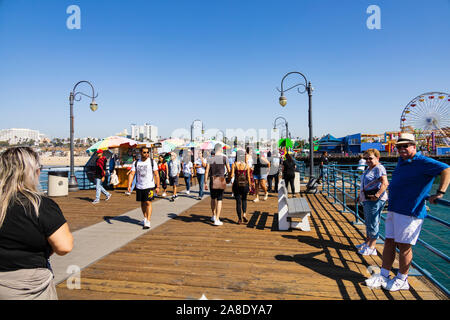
0,147,73,299
282,153,297,197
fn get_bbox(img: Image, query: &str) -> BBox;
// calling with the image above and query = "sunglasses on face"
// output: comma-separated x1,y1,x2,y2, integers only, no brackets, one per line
364,157,375,161
141,151,149,154
396,144,412,150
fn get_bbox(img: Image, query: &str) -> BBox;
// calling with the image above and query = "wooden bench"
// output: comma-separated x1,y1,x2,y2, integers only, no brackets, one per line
278,180,311,231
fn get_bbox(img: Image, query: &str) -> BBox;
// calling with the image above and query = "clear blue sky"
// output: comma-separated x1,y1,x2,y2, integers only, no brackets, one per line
0,0,449,140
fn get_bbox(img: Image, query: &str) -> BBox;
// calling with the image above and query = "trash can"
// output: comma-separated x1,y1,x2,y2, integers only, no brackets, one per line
48,171,69,197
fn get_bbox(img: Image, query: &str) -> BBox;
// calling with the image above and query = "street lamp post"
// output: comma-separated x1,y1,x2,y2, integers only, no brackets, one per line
273,116,289,139
190,119,204,142
69,80,98,192
216,129,225,142
278,71,314,182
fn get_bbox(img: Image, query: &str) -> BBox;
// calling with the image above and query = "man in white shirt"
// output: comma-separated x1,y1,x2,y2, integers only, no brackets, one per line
127,147,160,229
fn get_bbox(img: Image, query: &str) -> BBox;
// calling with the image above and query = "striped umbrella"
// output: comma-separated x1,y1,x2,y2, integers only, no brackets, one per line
200,140,231,150
160,138,185,152
86,136,139,153
181,141,200,148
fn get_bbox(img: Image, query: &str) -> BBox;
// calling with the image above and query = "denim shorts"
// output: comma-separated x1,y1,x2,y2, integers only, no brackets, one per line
363,200,386,239
253,174,267,180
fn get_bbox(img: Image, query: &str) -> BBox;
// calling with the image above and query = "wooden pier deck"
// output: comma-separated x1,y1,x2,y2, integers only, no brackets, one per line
53,186,447,300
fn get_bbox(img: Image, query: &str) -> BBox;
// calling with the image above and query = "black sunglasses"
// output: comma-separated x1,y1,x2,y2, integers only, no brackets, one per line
396,144,412,150
364,157,375,160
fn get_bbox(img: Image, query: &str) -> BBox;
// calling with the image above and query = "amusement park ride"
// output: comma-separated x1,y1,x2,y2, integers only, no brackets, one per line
393,91,450,155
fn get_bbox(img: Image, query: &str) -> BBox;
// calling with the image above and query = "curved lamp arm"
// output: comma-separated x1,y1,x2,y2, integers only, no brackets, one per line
71,80,98,101
273,116,288,128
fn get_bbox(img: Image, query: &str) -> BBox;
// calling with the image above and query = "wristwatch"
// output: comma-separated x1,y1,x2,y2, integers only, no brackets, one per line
436,190,446,195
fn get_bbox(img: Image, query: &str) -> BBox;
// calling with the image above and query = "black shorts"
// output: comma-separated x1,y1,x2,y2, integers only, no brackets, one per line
136,188,155,202
169,176,179,186
210,188,224,200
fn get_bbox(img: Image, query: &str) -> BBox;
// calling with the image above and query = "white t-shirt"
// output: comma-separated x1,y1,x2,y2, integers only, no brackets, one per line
132,158,158,189
195,158,206,174
182,161,193,176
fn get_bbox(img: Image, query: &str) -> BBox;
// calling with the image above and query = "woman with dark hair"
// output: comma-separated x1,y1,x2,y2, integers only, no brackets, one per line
158,155,169,197
0,147,73,299
230,150,252,224
282,153,297,197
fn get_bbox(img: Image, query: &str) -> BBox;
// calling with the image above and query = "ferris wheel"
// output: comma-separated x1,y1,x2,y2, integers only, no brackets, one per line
400,92,450,146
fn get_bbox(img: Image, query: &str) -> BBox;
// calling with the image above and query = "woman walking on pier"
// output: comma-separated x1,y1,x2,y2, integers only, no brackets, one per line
230,149,252,224
158,155,169,197
205,144,230,226
356,149,389,255
0,147,73,299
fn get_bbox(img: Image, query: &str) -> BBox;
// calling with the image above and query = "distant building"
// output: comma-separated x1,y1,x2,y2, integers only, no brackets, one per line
0,128,41,145
130,123,158,142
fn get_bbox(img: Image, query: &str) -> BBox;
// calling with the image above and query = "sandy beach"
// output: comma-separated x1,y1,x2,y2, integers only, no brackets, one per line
40,156,91,167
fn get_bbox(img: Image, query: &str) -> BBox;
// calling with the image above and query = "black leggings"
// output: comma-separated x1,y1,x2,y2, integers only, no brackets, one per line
233,186,249,219
284,176,295,194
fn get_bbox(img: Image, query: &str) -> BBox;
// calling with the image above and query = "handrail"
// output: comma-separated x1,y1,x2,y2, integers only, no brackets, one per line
321,164,449,296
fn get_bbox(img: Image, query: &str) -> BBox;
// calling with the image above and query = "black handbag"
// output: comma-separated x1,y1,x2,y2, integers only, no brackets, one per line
364,188,380,198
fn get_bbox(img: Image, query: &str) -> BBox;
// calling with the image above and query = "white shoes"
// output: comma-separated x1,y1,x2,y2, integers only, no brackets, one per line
214,219,223,226
359,246,378,256
211,216,216,222
365,274,410,291
385,276,410,292
143,218,151,229
263,193,268,201
365,273,390,290
125,191,131,196
186,190,190,195
253,197,260,203
162,192,167,197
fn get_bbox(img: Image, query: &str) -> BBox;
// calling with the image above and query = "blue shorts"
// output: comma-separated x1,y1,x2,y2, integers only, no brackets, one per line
253,174,268,180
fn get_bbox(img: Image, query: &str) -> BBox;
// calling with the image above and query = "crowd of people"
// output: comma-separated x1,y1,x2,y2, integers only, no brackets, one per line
116,143,297,228
0,132,448,299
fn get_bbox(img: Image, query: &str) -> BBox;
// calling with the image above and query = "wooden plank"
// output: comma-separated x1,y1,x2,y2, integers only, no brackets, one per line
54,187,446,300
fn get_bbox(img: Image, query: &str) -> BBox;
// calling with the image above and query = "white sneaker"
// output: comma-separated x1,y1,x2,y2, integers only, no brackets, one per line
385,276,410,292
365,273,390,289
359,246,378,256
125,192,131,196
186,190,190,195
106,194,112,201
92,199,100,204
211,216,216,222
214,219,223,226
263,193,268,201
143,219,151,229
253,197,260,203
162,192,167,197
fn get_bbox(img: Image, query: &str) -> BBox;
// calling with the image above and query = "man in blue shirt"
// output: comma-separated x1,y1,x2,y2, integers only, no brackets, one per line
366,133,449,292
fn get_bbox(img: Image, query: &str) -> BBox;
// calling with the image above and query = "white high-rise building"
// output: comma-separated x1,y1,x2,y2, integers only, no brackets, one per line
130,123,158,142
0,128,41,145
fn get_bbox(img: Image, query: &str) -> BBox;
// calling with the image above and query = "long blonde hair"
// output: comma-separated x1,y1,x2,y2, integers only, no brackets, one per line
0,147,42,228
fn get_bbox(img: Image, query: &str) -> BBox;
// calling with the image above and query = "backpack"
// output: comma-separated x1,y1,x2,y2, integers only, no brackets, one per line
236,164,248,188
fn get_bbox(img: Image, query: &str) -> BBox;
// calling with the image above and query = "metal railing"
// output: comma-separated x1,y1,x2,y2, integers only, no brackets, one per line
40,166,95,192
321,163,450,297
